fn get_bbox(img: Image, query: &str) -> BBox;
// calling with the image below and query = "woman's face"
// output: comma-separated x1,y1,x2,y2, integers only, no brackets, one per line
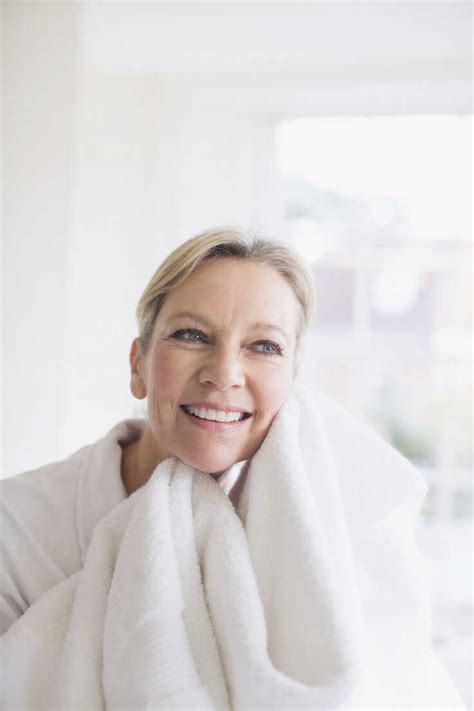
130,258,300,474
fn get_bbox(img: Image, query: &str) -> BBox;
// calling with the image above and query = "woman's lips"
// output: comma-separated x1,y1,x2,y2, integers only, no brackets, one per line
181,408,252,432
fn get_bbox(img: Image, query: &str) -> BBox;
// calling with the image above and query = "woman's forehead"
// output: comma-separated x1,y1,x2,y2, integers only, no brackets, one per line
161,259,300,327
178,258,293,299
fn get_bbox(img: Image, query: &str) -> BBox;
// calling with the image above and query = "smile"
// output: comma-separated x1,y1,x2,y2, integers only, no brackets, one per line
181,404,251,422
180,404,252,430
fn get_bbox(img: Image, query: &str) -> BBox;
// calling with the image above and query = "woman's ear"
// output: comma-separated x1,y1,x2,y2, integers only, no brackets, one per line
130,338,147,399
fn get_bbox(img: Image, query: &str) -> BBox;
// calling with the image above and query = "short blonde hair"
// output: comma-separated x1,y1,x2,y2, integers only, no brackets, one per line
136,227,316,355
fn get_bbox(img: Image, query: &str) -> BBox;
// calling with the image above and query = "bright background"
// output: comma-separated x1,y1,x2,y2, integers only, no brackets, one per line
2,2,472,705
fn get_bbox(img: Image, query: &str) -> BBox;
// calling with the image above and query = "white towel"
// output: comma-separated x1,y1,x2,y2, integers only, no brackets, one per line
0,387,465,710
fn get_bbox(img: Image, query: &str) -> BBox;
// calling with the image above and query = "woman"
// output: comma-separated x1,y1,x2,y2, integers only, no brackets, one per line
120,227,311,498
0,228,464,710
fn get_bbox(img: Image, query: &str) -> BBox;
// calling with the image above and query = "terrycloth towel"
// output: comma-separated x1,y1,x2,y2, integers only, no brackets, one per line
0,387,465,710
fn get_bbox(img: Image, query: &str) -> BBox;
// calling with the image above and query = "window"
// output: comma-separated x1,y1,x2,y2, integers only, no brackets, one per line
277,116,472,523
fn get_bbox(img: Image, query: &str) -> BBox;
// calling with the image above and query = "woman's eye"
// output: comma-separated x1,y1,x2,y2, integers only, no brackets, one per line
253,341,282,356
171,329,207,343
169,331,281,355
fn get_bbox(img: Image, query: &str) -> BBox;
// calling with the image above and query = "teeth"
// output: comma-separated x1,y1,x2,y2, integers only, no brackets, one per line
183,405,245,422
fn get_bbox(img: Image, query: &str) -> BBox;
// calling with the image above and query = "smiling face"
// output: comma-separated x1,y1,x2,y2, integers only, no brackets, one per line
129,257,301,475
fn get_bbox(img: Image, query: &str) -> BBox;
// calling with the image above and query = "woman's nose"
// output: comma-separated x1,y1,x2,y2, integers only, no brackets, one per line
198,349,245,390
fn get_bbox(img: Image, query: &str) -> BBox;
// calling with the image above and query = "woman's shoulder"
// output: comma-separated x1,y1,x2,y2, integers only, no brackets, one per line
0,420,142,635
0,444,90,635
0,442,92,559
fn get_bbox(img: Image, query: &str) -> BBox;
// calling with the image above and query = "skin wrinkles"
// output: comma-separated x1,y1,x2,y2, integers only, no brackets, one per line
163,311,290,346
121,258,300,496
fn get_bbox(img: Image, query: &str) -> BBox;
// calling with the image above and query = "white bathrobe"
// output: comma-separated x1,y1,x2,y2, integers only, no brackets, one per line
0,420,247,637
0,387,465,710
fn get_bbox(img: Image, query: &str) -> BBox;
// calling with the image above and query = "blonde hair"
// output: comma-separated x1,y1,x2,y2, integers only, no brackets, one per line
136,227,316,355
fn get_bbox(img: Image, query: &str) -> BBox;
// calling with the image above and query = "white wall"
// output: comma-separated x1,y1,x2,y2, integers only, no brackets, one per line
2,1,471,475
60,73,282,457
2,3,83,473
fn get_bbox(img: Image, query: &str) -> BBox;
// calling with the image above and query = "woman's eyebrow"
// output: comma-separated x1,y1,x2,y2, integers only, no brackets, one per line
250,321,289,342
165,312,289,341
165,311,213,328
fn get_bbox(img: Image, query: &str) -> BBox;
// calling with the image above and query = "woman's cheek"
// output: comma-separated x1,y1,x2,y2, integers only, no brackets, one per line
145,348,188,422
255,365,293,422
150,346,189,385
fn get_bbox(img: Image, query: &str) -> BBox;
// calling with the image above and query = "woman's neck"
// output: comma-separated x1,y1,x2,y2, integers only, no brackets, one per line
120,425,162,496
120,424,226,496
